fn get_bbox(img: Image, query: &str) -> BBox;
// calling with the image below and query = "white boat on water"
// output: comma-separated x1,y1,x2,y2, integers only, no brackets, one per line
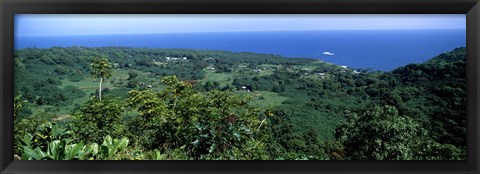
322,51,335,56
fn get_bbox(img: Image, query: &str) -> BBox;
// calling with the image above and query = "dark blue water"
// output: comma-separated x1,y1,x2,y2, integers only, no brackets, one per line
15,29,465,71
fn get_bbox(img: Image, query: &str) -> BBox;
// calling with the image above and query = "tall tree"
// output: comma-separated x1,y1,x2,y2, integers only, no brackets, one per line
90,56,112,101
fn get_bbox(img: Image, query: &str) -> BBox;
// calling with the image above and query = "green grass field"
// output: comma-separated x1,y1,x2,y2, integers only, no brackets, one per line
200,70,234,88
248,91,289,109
292,65,320,71
258,69,275,77
52,69,134,116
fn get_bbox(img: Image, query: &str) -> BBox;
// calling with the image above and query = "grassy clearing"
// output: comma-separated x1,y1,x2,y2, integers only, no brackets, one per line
61,70,127,90
110,69,129,79
61,77,104,90
258,64,279,68
247,91,289,108
62,68,158,91
55,69,131,116
292,65,319,71
201,70,234,88
258,69,274,77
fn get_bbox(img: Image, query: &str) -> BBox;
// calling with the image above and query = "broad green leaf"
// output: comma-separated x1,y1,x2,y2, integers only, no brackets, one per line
102,135,113,146
47,140,62,160
65,141,84,160
20,133,33,147
22,146,41,160
34,147,50,160
117,137,129,149
88,143,99,155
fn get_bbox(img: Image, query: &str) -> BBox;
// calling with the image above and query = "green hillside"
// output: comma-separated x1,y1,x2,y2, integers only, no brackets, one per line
13,46,466,160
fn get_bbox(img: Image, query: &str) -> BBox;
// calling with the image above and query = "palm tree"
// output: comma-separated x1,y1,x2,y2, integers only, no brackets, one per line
90,56,112,101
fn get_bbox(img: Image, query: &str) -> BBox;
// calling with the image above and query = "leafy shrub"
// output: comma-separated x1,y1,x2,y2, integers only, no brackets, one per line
336,105,426,160
72,97,126,144
127,76,270,159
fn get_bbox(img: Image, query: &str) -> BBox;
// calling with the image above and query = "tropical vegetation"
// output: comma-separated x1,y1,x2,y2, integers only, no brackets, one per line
13,46,466,160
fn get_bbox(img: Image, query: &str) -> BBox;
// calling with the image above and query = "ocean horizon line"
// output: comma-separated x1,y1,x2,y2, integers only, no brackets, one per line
16,28,466,37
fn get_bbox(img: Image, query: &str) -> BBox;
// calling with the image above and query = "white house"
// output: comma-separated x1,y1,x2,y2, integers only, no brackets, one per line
317,73,326,79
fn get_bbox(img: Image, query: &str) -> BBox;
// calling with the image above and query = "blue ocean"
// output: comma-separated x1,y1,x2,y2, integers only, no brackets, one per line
15,29,466,71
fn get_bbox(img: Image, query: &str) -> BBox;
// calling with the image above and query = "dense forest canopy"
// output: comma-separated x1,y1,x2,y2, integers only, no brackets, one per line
13,46,466,160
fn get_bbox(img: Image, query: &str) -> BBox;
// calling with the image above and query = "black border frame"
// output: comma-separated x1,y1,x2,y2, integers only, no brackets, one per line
1,0,479,174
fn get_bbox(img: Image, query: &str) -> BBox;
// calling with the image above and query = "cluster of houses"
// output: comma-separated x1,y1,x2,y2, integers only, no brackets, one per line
241,86,251,92
301,65,361,79
239,64,268,74
165,56,188,61
317,73,326,79
340,65,360,74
